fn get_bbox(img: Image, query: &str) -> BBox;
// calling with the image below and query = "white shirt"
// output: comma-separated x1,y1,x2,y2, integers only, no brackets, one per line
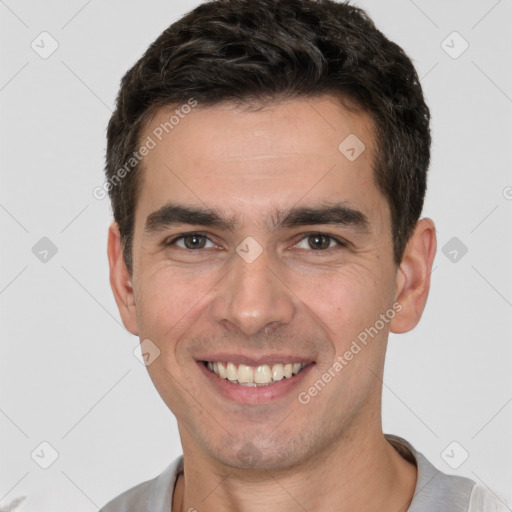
99,434,509,511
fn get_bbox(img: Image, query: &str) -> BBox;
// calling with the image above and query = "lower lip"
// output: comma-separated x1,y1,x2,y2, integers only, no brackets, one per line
197,361,315,404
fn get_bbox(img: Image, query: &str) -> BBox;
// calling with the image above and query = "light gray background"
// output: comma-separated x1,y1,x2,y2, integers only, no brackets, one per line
1,1,511,510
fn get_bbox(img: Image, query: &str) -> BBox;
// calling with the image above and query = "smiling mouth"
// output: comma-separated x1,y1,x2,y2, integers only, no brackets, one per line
202,361,310,386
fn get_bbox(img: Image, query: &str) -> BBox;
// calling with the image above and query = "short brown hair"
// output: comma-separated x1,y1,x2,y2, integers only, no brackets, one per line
105,0,431,273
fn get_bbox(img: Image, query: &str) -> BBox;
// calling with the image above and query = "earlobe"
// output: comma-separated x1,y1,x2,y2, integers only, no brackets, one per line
390,218,437,334
107,221,139,335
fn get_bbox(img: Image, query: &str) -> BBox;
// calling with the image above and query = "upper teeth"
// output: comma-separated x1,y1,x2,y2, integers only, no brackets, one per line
206,361,305,386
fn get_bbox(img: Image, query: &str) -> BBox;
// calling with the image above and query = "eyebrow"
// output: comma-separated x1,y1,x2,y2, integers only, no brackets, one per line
144,202,371,234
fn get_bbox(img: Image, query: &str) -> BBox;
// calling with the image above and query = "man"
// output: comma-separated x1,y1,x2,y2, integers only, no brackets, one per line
100,0,507,510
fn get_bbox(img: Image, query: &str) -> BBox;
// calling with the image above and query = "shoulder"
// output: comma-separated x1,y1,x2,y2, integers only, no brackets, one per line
468,485,511,512
99,456,184,512
99,479,153,512
385,434,510,512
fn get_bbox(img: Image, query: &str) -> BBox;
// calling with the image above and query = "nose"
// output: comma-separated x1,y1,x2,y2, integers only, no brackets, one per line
211,245,296,337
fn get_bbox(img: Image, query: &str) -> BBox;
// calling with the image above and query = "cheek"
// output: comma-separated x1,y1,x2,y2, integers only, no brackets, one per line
291,263,393,343
133,267,217,413
134,266,216,358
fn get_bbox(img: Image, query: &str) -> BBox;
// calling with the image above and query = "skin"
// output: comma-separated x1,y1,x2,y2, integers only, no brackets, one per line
108,94,437,512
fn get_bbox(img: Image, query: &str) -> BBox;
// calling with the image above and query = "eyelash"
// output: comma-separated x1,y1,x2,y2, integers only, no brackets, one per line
163,231,347,253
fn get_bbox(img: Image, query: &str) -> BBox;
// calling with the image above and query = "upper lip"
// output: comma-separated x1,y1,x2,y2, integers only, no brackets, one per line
196,353,315,366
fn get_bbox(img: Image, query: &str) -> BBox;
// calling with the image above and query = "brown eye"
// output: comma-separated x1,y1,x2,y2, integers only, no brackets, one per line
307,234,332,250
293,233,345,252
182,234,207,249
166,233,215,250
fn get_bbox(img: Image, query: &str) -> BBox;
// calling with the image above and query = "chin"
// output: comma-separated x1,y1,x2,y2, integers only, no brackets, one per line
205,431,313,472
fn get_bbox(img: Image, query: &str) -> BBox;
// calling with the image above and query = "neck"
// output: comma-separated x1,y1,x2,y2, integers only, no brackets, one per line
173,426,417,512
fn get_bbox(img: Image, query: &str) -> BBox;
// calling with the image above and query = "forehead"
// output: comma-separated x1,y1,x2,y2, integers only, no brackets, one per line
134,95,385,228
142,95,374,162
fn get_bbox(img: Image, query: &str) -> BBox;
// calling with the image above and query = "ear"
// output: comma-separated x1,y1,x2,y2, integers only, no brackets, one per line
390,218,437,334
107,221,139,335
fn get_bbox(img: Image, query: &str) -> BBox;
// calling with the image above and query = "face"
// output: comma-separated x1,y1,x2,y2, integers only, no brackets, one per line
109,95,433,471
